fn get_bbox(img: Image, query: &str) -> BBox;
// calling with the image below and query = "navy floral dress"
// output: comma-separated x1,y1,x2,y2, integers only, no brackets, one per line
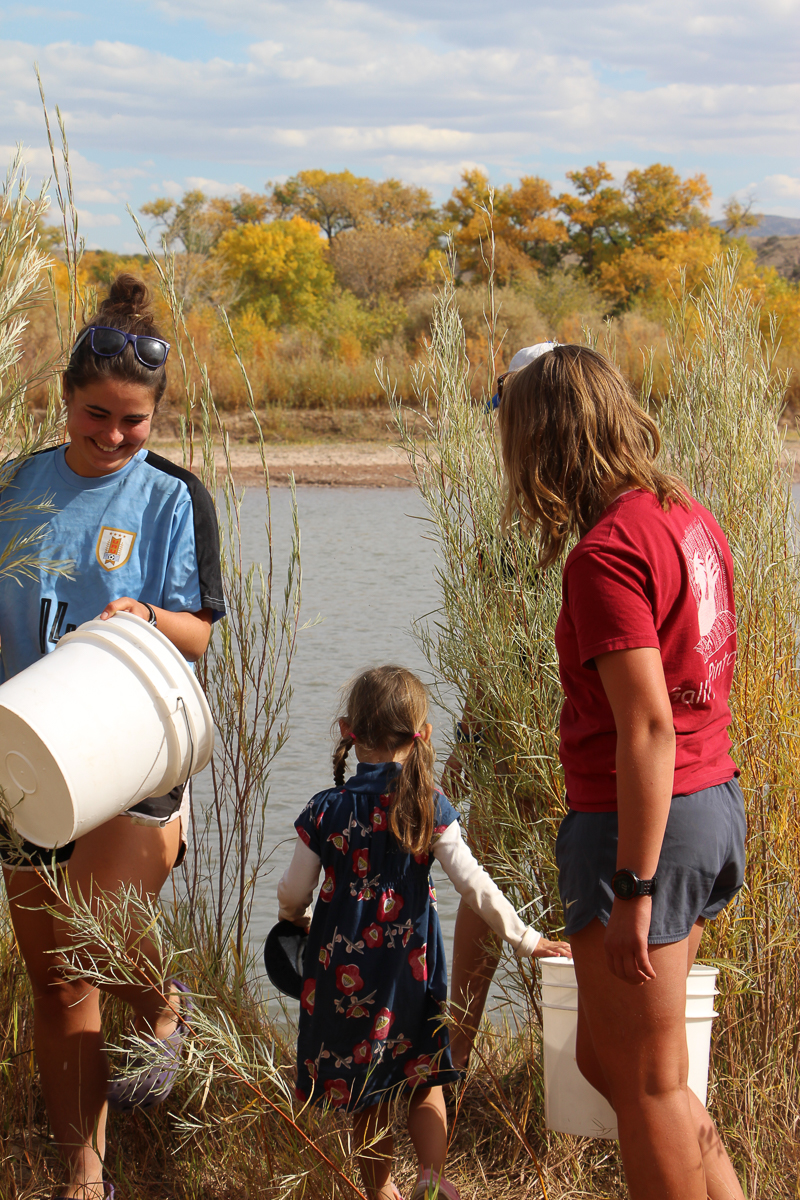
294,760,461,1112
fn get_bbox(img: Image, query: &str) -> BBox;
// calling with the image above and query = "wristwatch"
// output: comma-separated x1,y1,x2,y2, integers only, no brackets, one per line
611,869,658,899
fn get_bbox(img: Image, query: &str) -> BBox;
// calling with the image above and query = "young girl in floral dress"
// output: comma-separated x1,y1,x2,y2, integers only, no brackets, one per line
277,665,570,1200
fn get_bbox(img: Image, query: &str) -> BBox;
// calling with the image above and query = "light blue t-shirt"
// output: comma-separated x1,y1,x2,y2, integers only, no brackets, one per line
0,445,225,683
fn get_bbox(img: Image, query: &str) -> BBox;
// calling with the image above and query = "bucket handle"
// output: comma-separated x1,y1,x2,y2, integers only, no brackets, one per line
176,695,196,787
153,690,188,789
68,629,192,785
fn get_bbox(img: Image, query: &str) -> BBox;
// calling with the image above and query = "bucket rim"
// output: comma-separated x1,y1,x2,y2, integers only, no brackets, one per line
61,612,211,715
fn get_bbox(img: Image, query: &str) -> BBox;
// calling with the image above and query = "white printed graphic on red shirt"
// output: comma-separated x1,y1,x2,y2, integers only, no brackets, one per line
680,519,736,664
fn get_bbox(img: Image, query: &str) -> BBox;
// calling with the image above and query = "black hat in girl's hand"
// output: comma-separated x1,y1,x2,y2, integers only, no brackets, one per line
263,921,309,1000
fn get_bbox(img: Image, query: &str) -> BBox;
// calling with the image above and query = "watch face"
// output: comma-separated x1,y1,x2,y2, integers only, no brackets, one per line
613,870,637,899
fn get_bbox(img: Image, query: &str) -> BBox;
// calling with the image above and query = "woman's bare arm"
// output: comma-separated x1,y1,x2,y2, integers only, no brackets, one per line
594,646,676,986
98,597,213,661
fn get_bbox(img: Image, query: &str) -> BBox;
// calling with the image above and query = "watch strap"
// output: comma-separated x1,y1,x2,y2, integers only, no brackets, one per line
611,868,658,898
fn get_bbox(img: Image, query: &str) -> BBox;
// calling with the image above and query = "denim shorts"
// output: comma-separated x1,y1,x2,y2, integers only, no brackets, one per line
555,778,746,943
0,783,188,871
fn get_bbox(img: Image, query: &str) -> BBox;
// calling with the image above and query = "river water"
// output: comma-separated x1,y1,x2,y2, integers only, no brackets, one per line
184,487,493,1009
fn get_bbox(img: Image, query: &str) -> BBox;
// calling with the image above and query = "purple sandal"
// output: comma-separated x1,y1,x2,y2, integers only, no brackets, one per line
107,979,192,1112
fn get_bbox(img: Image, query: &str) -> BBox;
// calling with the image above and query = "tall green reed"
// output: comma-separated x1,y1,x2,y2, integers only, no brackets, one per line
0,134,87,1197
0,147,72,576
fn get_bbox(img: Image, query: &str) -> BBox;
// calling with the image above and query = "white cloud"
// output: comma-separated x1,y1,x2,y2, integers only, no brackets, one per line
185,176,249,196
77,209,121,228
155,180,184,196
150,0,800,87
763,174,800,199
6,35,793,163
0,0,798,252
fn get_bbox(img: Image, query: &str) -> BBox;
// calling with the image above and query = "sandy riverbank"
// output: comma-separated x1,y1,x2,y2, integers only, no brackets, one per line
149,440,417,487
151,437,800,488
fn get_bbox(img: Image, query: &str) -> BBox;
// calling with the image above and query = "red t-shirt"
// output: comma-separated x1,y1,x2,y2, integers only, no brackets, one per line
555,490,737,811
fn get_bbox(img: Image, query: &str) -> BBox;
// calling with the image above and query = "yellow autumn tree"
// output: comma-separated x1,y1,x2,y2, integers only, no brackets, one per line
442,169,566,282
215,217,334,328
557,162,627,275
589,164,721,309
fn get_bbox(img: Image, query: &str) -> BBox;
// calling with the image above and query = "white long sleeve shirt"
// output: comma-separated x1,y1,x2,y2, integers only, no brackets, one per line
277,820,541,956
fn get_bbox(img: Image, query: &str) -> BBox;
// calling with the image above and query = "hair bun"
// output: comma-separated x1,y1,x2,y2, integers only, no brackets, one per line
98,273,152,322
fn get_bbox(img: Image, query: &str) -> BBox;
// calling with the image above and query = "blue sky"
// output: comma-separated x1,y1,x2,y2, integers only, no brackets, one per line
1,0,799,251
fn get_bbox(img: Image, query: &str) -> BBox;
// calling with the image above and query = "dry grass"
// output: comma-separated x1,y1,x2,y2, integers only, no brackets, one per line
1,918,636,1200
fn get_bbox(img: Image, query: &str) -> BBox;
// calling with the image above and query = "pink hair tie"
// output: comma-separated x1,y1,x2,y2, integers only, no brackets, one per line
413,732,422,739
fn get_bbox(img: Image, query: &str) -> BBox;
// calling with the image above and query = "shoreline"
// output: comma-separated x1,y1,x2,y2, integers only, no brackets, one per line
150,437,800,488
150,440,417,487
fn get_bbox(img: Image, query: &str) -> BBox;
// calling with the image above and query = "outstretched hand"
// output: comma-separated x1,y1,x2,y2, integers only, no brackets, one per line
531,937,572,959
603,897,656,985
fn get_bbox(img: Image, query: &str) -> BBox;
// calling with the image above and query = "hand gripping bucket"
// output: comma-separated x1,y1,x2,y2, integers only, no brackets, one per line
540,959,718,1139
0,612,215,847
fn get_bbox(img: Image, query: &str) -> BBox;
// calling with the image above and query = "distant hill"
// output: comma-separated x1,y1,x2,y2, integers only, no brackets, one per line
712,213,800,239
748,235,800,284
707,214,800,282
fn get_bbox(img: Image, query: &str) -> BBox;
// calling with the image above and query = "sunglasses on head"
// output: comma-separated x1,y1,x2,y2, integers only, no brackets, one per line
71,326,170,370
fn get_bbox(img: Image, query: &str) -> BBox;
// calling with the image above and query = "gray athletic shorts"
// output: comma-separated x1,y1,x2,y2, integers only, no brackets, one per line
555,777,746,943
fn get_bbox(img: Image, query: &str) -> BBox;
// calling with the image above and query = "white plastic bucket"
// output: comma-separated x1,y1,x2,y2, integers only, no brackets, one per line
0,612,214,847
541,959,718,1139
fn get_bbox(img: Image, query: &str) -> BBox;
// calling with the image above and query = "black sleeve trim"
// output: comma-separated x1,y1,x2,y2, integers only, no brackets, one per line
145,451,226,617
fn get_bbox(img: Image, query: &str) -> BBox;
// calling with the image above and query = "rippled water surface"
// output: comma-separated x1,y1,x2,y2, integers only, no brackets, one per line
184,487,492,1007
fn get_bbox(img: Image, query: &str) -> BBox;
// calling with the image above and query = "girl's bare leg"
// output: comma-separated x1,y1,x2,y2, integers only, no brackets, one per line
571,919,744,1200
4,815,181,1199
407,1085,447,1179
353,1102,394,1200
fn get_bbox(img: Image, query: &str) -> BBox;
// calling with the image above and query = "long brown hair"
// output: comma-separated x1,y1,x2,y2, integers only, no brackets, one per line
333,666,436,856
498,343,687,567
63,274,168,407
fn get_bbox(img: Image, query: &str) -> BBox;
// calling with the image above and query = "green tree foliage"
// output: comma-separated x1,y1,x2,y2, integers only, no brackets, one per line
215,216,334,328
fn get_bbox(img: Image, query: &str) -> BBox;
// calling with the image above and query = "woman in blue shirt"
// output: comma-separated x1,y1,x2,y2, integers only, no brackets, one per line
0,275,224,1200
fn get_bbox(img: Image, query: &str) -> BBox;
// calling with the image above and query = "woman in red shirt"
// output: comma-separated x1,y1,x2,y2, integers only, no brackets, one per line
498,345,745,1200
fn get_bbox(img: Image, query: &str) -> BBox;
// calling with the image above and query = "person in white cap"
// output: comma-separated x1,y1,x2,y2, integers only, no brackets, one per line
488,342,556,409
449,341,557,1067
